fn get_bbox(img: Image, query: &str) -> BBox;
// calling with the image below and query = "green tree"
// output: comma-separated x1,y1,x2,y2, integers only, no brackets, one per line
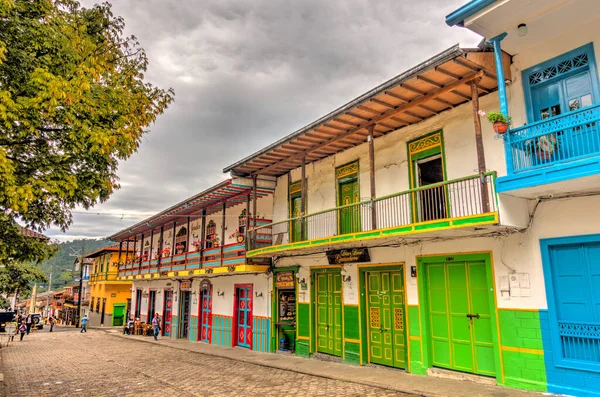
0,1,174,264
0,262,47,297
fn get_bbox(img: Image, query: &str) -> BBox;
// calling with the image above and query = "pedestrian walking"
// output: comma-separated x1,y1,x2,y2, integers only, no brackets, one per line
48,316,55,332
80,314,88,333
151,313,161,341
19,321,27,341
25,314,32,335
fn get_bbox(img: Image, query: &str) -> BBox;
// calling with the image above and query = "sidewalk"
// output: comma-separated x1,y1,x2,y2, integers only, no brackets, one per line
101,329,545,397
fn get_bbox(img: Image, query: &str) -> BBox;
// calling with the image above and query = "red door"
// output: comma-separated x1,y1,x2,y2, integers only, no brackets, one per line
199,286,213,343
163,290,173,337
233,284,253,349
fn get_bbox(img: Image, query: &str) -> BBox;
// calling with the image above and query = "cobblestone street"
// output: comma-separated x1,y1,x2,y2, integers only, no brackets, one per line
2,328,412,397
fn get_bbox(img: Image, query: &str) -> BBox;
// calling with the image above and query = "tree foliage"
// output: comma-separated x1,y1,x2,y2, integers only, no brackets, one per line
0,262,47,296
0,1,174,264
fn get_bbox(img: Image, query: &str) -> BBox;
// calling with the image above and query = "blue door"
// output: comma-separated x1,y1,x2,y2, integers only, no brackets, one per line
528,46,599,165
236,287,252,348
200,287,212,343
548,241,600,363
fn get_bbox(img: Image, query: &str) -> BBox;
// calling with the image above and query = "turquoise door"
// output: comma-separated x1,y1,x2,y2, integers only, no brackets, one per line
549,241,600,362
200,287,212,343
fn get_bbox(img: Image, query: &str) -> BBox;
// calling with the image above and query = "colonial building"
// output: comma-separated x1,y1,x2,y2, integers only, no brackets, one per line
86,245,134,327
109,178,274,350
221,0,600,394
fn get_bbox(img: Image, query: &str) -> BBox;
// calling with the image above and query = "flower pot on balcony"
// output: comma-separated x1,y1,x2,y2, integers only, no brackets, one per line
493,121,509,134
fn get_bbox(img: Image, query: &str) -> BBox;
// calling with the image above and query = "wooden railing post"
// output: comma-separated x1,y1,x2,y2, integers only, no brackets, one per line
200,209,206,268
252,174,258,250
301,157,307,240
220,201,226,266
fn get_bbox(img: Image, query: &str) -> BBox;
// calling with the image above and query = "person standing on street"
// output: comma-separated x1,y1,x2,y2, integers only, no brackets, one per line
80,314,88,333
25,314,32,335
19,321,27,341
151,313,161,341
48,316,55,332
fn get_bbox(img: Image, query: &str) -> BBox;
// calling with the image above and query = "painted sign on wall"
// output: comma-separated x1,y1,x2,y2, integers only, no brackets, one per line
326,248,370,265
180,280,192,291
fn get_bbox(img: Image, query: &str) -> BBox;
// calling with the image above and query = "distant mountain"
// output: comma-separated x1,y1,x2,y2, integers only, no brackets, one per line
37,239,111,292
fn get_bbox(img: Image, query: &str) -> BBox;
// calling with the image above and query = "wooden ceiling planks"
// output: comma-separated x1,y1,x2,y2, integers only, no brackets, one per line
225,49,508,178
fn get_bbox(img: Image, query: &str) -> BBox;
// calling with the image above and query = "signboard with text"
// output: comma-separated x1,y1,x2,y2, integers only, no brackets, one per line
326,248,370,265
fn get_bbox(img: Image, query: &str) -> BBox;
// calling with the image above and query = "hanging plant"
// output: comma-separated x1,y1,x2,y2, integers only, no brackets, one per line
479,110,511,134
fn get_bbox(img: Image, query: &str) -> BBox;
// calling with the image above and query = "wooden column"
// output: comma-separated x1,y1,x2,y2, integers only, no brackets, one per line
245,193,251,249
158,226,164,267
200,209,207,267
470,81,490,213
171,223,176,266
252,175,258,250
148,229,154,265
220,201,227,266
138,233,144,266
132,235,137,268
117,241,123,263
300,157,306,241
185,216,191,265
368,125,377,229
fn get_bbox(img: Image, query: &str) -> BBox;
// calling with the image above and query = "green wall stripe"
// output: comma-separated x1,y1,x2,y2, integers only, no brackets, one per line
343,305,360,341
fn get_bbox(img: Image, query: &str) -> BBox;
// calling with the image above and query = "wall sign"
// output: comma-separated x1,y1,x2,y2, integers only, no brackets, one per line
326,248,370,265
111,293,117,298
276,271,295,289
180,280,192,291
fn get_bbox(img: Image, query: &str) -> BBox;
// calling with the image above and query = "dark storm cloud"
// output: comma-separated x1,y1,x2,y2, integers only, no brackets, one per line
46,0,480,241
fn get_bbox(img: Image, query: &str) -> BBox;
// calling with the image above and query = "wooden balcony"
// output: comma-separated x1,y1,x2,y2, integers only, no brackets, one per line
246,173,500,258
117,235,272,280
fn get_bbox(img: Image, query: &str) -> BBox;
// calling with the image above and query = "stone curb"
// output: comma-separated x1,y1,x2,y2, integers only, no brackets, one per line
100,329,439,397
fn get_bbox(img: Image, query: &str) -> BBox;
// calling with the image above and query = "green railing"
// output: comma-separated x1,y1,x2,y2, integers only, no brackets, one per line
246,172,497,250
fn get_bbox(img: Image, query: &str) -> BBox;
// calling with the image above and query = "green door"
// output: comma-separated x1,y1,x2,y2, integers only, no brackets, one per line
315,270,342,356
427,260,495,376
338,179,360,235
367,270,407,369
291,195,302,242
112,304,125,327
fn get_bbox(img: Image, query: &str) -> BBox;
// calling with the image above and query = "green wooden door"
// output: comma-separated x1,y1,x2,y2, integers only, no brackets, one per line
112,304,125,327
315,271,342,356
338,180,360,235
427,260,495,376
291,195,302,242
367,271,407,369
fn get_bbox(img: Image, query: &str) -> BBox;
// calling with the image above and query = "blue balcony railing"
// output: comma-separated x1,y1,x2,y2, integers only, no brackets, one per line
506,103,600,173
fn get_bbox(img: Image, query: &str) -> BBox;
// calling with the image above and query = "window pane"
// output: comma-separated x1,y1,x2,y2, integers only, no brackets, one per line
581,94,593,107
569,98,580,111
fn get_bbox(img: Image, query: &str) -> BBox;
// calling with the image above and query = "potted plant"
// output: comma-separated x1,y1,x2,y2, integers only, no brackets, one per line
229,229,245,243
175,243,184,255
479,110,511,134
192,240,203,251
525,135,557,161
208,235,220,248
160,247,171,258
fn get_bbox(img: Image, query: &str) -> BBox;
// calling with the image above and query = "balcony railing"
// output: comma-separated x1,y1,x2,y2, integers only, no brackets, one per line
247,172,497,252
506,103,600,173
89,272,119,282
118,238,272,278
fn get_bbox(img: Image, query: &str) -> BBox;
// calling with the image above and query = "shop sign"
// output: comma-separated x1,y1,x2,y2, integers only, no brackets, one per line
275,271,294,289
111,293,117,298
278,290,296,321
199,279,211,293
180,280,192,291
326,248,370,265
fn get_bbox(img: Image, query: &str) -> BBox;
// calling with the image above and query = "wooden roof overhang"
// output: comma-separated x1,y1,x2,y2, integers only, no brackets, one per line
108,179,273,242
224,45,510,178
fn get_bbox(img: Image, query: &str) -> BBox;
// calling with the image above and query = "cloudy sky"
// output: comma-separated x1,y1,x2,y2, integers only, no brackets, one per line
46,0,481,241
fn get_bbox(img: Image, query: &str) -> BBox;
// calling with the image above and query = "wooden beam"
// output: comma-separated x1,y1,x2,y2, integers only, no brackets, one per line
254,70,483,175
370,98,395,109
357,105,381,115
346,111,371,121
417,75,443,88
435,66,461,80
454,57,497,81
384,91,409,103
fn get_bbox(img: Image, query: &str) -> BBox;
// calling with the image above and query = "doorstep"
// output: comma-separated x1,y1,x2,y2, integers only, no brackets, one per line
103,330,544,397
